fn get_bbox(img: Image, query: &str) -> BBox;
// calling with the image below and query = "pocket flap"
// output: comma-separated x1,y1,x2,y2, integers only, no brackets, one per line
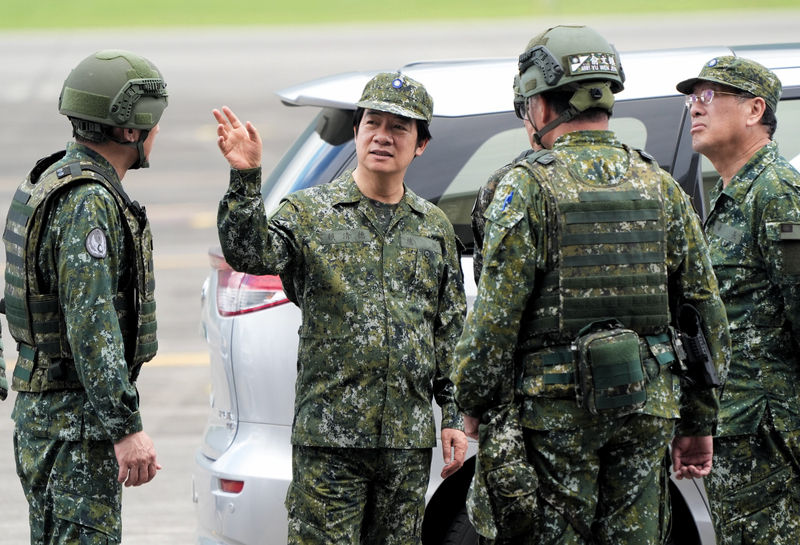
53,490,120,540
718,466,792,522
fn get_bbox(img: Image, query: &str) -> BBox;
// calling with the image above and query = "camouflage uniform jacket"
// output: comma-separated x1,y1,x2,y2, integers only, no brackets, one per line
705,141,800,436
218,168,466,448
11,143,143,443
453,130,730,435
472,149,534,284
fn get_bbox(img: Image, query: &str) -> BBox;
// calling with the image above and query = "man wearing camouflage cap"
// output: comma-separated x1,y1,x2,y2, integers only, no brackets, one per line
214,72,467,543
3,50,166,543
453,25,729,543
678,56,800,543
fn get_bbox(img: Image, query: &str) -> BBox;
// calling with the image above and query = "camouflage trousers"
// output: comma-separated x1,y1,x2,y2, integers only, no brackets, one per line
706,413,800,545
285,445,432,544
513,414,673,545
14,428,122,544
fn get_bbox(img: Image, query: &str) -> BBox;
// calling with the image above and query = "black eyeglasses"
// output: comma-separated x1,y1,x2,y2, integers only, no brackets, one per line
685,89,742,109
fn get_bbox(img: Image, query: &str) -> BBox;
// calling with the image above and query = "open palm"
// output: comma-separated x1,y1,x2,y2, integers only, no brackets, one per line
212,106,262,170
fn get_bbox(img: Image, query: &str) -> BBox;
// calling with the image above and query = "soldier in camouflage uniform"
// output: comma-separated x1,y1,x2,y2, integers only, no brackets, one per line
472,74,537,284
453,26,730,544
677,56,800,544
214,72,467,543
3,50,167,544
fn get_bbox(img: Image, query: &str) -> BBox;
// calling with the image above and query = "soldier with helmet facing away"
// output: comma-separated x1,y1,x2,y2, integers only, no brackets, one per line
3,50,167,543
453,26,730,543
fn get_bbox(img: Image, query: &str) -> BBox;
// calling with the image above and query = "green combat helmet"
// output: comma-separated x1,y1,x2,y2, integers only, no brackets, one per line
58,50,169,169
518,25,624,146
356,72,433,124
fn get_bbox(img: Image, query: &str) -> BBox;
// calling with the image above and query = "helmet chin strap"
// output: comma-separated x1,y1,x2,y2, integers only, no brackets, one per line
107,129,151,170
527,82,615,148
526,98,546,148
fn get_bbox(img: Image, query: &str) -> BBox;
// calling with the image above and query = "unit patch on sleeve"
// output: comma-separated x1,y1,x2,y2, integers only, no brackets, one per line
85,228,108,258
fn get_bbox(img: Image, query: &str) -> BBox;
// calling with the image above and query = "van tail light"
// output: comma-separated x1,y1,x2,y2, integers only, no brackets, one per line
220,479,245,493
209,249,290,316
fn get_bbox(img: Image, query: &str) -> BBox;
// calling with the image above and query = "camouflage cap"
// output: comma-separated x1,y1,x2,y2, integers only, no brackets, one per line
355,72,433,124
676,56,782,112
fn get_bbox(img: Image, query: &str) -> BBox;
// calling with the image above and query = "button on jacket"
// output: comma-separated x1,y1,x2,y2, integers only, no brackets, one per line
218,168,466,448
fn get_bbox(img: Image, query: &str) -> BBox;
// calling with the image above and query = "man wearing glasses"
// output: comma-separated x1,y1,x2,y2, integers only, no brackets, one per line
678,57,800,543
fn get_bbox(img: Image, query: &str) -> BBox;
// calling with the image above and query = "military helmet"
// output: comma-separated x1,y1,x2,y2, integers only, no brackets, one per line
518,26,624,146
59,50,168,168
59,50,168,132
518,25,625,99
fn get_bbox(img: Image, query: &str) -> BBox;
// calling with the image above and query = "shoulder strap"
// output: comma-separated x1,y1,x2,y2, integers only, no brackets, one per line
29,151,67,184
517,148,555,168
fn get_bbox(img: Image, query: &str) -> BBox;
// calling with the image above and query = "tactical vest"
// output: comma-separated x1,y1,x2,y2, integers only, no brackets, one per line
3,151,157,392
513,146,676,415
518,145,670,345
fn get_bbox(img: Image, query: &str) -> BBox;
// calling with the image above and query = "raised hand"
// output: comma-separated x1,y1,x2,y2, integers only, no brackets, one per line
212,106,262,170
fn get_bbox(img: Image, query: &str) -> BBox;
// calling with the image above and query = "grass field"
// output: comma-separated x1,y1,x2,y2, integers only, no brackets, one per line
2,0,799,29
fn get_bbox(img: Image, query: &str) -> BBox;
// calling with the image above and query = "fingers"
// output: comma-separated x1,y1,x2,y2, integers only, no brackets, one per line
246,121,262,145
442,434,452,465
117,462,129,484
211,108,228,126
441,461,461,479
440,429,468,479
222,105,242,128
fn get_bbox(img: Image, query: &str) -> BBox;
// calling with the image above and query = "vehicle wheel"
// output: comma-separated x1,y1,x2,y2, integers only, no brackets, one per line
443,505,479,545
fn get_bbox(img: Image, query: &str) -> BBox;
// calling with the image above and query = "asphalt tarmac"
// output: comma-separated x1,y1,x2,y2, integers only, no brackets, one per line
1,11,799,543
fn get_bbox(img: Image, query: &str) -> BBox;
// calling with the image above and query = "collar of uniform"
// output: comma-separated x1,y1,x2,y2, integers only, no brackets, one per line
330,169,433,216
65,142,121,183
552,130,620,150
719,140,779,203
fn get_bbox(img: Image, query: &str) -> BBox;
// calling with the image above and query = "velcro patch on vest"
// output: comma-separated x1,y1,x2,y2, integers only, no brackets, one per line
778,223,800,240
767,222,800,275
318,229,372,244
85,228,108,258
711,221,743,244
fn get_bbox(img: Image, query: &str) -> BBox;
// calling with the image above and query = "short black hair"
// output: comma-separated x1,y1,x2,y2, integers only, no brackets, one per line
537,89,612,123
353,107,432,147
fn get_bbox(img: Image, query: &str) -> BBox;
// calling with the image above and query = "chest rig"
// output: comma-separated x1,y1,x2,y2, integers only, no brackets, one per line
516,145,673,416
521,145,670,341
3,151,157,392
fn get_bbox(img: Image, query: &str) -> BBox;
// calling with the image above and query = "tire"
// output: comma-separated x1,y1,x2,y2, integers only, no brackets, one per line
443,505,479,545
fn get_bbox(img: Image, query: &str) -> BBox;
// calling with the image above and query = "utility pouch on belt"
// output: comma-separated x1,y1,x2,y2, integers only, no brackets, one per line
574,319,647,417
674,303,720,389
